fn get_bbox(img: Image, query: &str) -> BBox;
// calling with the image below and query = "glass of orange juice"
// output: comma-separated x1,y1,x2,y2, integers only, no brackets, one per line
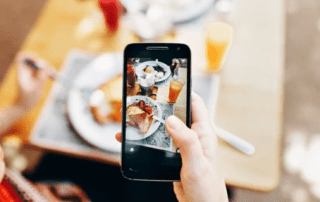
168,79,185,103
205,22,233,72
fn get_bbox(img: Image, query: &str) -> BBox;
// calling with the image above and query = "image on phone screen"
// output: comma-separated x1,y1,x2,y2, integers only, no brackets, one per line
125,57,188,153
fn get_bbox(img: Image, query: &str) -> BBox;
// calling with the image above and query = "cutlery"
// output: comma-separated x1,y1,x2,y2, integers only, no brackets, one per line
212,124,255,155
153,116,165,124
202,74,255,155
24,58,90,94
152,115,255,155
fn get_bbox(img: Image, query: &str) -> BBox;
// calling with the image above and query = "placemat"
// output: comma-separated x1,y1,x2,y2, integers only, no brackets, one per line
30,50,220,162
30,50,119,159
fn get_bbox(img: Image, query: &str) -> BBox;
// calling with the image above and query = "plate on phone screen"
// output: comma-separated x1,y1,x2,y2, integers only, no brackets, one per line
135,60,171,83
68,53,122,153
126,96,162,140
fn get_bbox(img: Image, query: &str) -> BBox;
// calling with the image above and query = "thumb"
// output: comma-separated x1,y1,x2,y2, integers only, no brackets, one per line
165,116,203,168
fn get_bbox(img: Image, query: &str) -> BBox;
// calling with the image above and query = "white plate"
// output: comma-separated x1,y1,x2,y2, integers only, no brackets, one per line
68,53,123,153
171,0,215,23
135,60,171,83
126,96,162,141
120,0,215,24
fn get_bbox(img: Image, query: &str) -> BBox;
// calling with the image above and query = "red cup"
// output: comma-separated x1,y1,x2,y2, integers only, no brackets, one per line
99,0,121,33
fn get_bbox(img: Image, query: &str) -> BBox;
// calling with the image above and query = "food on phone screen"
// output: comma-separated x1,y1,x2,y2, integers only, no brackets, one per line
142,65,166,80
127,64,136,87
144,66,153,74
126,100,154,133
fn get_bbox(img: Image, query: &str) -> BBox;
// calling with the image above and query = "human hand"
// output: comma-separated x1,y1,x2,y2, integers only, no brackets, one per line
115,93,228,202
14,53,50,112
165,93,228,202
0,144,5,182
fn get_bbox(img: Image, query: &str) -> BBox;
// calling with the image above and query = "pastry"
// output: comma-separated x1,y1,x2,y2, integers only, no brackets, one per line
129,113,153,134
126,100,154,133
90,74,122,125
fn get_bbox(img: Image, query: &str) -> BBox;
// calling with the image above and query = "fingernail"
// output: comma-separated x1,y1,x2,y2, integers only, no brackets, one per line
167,116,181,130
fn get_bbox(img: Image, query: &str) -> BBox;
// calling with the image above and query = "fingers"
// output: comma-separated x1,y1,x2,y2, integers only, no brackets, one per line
0,145,5,182
191,92,218,160
115,132,122,143
165,116,203,167
0,161,5,182
16,52,38,67
191,91,210,124
0,145,3,162
16,52,50,80
173,182,184,201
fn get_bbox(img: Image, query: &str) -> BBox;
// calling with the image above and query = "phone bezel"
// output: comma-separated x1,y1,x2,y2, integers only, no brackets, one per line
121,43,192,181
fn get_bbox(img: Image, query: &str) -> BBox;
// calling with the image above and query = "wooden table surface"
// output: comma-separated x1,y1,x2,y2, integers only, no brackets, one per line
0,0,284,192
215,0,284,192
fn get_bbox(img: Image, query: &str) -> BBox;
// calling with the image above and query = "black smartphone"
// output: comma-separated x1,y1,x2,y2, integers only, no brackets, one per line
121,43,192,181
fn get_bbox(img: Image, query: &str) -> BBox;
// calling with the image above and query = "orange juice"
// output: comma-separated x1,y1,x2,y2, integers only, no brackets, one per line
168,80,184,103
206,22,233,72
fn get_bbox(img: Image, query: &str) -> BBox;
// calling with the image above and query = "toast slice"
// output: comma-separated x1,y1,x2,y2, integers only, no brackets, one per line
129,113,153,134
90,74,122,125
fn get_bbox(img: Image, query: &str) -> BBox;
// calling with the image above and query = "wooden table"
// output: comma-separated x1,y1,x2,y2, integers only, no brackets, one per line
0,0,284,192
215,0,284,192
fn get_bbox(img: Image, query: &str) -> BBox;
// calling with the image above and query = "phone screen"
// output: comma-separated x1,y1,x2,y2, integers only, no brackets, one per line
122,43,191,181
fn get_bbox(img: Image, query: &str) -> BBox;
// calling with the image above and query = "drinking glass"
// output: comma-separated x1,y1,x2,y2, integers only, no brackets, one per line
205,22,233,72
168,79,185,103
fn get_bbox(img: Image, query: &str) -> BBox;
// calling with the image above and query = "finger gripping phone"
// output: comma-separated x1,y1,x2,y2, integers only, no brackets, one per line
122,43,191,181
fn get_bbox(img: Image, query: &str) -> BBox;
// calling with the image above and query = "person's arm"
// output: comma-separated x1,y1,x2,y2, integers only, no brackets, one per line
0,52,49,136
0,105,27,136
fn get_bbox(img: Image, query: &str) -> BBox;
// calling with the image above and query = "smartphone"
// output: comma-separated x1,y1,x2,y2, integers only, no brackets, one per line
121,43,191,181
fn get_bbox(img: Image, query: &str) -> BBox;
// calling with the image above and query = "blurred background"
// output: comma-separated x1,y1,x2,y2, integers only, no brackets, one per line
1,0,319,201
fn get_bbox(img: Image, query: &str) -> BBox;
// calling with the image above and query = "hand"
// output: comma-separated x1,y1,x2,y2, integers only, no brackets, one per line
0,145,5,182
115,93,228,202
165,93,228,202
14,53,50,111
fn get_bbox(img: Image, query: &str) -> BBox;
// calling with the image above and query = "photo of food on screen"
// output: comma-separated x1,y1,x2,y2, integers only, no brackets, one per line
125,57,187,153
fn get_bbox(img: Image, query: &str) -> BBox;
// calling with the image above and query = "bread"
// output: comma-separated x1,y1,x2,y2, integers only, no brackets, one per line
129,113,153,134
126,100,153,133
90,74,122,125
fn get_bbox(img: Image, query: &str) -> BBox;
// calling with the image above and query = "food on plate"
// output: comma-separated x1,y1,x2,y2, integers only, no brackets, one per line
142,64,167,80
153,65,166,79
126,100,154,133
153,65,166,74
90,74,122,125
150,95,156,100
155,71,164,79
90,90,110,125
144,66,153,74
130,113,153,134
